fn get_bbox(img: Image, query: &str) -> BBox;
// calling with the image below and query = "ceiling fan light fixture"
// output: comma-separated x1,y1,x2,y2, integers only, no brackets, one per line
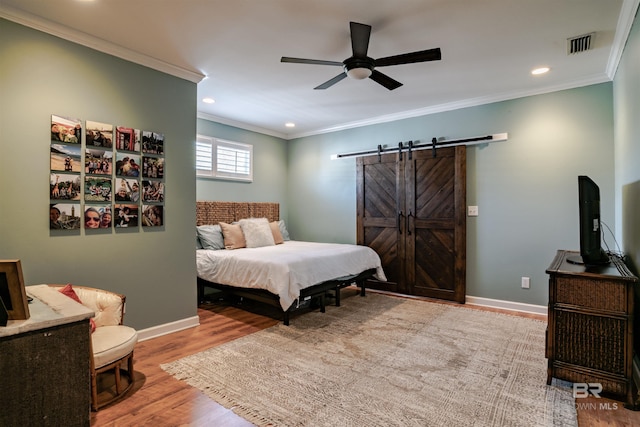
346,67,372,80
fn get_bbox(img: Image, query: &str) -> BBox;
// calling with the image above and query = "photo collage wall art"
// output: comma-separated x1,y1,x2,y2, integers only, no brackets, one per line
50,114,165,231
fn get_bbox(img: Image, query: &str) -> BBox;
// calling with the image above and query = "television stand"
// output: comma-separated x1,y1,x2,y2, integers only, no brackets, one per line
566,252,611,266
565,254,585,265
546,250,639,409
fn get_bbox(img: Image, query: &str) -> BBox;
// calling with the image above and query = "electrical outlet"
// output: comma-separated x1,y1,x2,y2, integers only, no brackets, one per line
521,277,530,289
468,206,478,216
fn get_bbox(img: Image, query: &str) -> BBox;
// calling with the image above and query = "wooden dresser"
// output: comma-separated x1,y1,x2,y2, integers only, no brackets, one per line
0,285,94,426
546,250,639,408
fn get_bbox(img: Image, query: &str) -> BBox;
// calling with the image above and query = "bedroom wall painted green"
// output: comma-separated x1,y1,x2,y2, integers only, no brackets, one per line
284,84,615,306
0,19,197,330
195,118,289,223
1,10,637,331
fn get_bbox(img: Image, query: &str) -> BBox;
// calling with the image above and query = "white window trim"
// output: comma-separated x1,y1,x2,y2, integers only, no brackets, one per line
196,135,253,182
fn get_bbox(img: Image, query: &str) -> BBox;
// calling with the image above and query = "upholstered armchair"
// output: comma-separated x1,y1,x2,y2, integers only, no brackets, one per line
49,284,138,411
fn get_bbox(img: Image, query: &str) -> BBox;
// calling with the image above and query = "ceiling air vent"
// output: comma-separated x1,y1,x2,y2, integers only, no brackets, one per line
567,32,595,54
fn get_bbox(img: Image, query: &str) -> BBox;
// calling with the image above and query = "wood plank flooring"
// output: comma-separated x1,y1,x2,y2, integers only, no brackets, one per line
92,288,640,426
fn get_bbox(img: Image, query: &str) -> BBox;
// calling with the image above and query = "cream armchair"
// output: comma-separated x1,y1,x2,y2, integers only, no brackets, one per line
49,285,138,411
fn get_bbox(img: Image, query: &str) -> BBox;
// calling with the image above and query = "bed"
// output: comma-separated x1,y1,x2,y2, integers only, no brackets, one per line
195,201,386,324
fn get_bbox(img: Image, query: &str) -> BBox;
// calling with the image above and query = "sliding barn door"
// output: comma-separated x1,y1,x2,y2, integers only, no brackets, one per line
356,152,405,293
357,146,466,302
405,146,466,302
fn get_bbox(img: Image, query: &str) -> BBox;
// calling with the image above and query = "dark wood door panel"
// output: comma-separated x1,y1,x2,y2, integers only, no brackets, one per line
413,228,455,295
362,162,398,218
363,226,403,292
357,146,465,302
415,156,456,219
358,153,404,293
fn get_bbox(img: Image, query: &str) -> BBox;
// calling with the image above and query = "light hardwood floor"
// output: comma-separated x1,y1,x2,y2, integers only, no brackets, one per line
92,288,640,426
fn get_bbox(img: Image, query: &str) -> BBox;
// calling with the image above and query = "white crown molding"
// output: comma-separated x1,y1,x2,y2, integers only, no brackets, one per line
3,3,630,140
606,0,640,78
0,5,205,84
283,73,611,140
197,112,288,139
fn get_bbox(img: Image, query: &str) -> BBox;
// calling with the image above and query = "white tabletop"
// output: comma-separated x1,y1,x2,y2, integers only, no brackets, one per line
0,285,94,338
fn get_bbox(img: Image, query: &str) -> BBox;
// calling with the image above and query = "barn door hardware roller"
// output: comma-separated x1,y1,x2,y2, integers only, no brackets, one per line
331,133,508,160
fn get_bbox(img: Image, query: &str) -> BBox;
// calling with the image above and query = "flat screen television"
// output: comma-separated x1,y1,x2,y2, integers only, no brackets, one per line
567,175,610,265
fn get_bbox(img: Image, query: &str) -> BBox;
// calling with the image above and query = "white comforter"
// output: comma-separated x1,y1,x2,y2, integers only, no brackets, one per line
196,241,387,311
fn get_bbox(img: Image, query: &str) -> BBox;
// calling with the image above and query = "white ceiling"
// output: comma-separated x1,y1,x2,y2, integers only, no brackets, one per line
2,0,638,139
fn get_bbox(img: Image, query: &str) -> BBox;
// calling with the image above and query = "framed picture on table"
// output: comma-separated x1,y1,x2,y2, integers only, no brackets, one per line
0,260,30,320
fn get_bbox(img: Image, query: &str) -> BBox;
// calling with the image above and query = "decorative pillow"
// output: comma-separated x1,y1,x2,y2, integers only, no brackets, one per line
196,235,203,249
239,218,276,248
196,225,225,250
269,221,284,244
58,284,96,333
219,222,246,249
278,219,291,241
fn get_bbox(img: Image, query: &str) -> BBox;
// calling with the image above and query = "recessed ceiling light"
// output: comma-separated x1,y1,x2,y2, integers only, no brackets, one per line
531,67,550,75
285,122,295,128
202,97,215,104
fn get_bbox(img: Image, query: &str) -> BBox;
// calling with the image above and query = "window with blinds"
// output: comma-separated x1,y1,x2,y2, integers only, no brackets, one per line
196,135,253,181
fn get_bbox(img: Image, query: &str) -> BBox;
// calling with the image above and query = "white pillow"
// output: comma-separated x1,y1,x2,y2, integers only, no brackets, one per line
238,218,275,248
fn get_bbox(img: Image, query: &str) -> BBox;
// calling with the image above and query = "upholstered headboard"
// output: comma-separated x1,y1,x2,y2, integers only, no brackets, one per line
196,201,279,225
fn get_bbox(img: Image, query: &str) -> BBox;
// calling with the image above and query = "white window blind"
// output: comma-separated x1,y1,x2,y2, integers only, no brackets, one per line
196,135,253,181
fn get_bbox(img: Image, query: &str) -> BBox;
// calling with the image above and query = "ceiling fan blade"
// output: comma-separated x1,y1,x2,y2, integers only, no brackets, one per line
281,57,343,66
369,70,403,90
314,73,348,90
350,22,371,58
375,48,441,67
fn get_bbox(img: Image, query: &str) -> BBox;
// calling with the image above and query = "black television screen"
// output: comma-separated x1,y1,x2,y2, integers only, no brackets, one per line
567,176,610,265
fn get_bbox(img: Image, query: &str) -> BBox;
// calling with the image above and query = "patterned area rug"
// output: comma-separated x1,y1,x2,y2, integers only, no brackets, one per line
162,293,576,426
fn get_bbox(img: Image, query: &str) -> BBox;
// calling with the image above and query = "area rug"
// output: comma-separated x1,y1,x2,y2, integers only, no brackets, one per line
162,293,576,427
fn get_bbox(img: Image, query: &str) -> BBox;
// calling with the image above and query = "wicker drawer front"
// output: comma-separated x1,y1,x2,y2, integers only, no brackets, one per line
552,366,626,396
554,310,625,374
555,276,626,312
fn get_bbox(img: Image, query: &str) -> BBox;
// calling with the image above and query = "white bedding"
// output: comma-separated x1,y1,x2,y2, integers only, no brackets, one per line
196,241,386,311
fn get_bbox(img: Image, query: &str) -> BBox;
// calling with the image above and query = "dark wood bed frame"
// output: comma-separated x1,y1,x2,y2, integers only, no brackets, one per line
196,201,375,325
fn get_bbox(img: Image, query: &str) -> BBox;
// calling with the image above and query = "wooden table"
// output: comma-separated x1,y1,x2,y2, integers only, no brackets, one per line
546,250,639,409
0,285,94,426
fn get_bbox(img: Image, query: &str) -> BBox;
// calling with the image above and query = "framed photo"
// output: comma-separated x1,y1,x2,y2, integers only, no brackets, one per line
85,148,113,175
51,143,82,172
0,260,30,320
50,172,81,201
51,114,81,144
114,204,139,228
142,131,164,155
142,156,164,178
84,177,112,202
86,120,113,148
142,179,164,202
84,205,112,229
50,203,81,230
115,178,140,203
115,126,141,152
142,204,163,227
115,152,141,177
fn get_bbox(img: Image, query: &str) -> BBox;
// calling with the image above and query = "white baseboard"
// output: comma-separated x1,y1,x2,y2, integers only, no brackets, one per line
136,315,200,342
466,295,547,316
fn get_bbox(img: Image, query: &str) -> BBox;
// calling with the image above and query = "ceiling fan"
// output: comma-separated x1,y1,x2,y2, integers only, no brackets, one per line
281,21,441,90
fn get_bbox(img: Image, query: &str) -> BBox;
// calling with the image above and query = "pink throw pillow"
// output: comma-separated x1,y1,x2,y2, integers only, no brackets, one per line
58,284,96,333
